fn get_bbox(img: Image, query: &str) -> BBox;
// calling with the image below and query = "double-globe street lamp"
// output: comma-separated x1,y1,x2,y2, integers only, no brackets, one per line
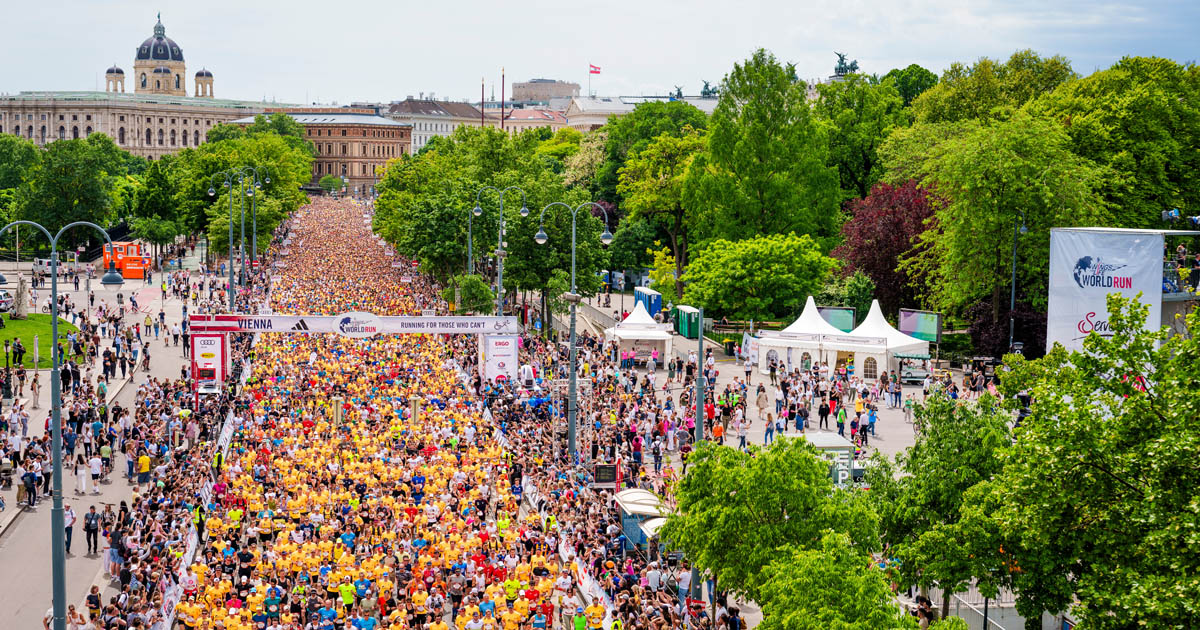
0,221,124,630
474,186,528,316
209,166,270,310
533,201,614,460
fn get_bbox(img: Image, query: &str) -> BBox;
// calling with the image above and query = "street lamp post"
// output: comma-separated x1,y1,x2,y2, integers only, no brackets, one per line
474,186,528,316
209,171,240,311
468,203,481,275
0,220,123,630
1008,210,1028,353
239,167,270,282
534,201,614,460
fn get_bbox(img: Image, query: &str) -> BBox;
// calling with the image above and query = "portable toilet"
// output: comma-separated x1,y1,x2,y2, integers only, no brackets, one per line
634,287,662,317
675,305,700,339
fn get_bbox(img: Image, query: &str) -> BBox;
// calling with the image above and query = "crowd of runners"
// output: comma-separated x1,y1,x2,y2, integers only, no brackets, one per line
61,195,931,630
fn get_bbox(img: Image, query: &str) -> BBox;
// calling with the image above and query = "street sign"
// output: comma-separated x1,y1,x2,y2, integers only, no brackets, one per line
410,260,419,268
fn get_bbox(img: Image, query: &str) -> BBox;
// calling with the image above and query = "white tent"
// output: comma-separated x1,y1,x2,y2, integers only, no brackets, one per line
780,296,844,336
605,302,674,364
851,300,929,356
757,296,882,374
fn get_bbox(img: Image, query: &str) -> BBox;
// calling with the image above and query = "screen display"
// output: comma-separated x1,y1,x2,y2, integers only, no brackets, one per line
817,307,856,332
594,464,617,484
898,309,942,343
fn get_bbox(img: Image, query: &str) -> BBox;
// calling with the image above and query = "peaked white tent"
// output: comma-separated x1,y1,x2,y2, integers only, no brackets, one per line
780,296,845,336
850,300,929,356
605,302,674,364
757,296,883,375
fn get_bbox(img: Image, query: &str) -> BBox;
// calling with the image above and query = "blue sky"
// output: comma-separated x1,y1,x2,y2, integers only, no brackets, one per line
1,0,1195,105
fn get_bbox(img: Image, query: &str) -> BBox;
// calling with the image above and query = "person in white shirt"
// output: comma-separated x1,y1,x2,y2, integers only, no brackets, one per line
64,505,77,554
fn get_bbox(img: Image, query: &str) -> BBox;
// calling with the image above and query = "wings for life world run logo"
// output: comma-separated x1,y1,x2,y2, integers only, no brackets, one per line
1072,256,1132,289
337,313,381,338
1071,256,1131,340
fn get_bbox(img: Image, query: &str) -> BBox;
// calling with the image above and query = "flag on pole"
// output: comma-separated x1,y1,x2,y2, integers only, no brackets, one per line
589,64,601,75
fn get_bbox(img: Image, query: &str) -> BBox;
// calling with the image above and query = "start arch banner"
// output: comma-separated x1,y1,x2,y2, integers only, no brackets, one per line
190,312,521,337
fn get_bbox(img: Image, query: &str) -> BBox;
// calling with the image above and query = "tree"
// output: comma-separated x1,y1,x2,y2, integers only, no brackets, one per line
16,139,118,246
759,533,918,630
319,174,342,192
681,233,837,322
617,127,705,299
832,181,934,315
1025,56,1200,229
661,439,878,601
886,112,1109,319
605,219,655,284
206,123,245,143
689,49,841,244
0,133,39,190
535,127,583,166
594,101,708,204
978,295,1200,629
866,394,1012,618
441,274,495,314
816,270,875,327
882,64,939,106
814,74,910,200
563,130,606,190
912,50,1076,124
131,159,181,251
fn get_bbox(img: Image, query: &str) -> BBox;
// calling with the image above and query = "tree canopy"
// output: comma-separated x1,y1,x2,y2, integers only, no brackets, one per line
814,73,910,200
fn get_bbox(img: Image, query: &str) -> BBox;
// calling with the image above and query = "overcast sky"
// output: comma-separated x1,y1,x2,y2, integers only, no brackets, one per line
2,0,1195,105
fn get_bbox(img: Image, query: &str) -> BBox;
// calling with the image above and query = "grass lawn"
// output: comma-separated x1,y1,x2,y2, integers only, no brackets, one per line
0,313,80,369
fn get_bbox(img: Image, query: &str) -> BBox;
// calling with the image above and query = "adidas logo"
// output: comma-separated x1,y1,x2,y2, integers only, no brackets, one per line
290,320,310,331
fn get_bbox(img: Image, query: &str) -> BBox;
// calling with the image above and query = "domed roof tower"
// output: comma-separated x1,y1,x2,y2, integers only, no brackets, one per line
133,14,186,96
105,64,125,93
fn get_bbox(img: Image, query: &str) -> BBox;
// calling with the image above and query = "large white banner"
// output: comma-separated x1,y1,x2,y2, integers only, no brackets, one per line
1047,228,1163,353
480,335,519,384
190,313,520,336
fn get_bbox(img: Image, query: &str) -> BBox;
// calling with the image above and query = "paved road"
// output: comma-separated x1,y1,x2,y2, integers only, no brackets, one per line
0,262,198,628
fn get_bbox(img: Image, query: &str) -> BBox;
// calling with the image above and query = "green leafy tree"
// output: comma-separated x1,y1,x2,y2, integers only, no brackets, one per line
1025,56,1200,228
131,159,181,250
441,274,495,314
885,112,1108,319
606,219,655,283
0,133,39,190
912,50,1076,124
16,139,118,246
816,270,875,326
689,49,841,244
645,246,676,297
981,295,1200,629
594,101,708,203
662,439,878,601
814,74,910,200
563,130,606,190
206,123,246,143
866,395,1012,617
682,232,836,323
617,127,705,299
535,127,583,165
883,64,940,106
319,174,342,192
759,533,918,630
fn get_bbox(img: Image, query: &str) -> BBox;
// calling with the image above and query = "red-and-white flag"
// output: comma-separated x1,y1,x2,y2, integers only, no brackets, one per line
589,64,601,75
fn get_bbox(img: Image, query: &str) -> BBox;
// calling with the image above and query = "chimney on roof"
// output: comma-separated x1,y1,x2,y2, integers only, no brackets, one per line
419,92,424,99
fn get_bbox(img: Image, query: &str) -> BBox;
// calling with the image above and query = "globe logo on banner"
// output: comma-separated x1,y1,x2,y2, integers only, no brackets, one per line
336,312,382,338
1072,256,1130,289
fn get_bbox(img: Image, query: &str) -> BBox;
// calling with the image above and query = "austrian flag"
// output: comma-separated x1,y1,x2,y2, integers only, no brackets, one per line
589,64,601,74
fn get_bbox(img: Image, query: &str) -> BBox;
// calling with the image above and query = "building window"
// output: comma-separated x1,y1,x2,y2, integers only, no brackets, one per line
71,126,79,139
155,80,161,90
342,163,347,176
863,356,878,380
341,129,347,136
86,114,92,121
39,126,46,143
119,115,125,122
59,126,65,140
342,144,347,155
145,128,152,145
141,73,147,88
194,130,200,145
175,75,180,89
85,126,92,135
118,127,126,144
158,129,164,146
170,129,176,146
